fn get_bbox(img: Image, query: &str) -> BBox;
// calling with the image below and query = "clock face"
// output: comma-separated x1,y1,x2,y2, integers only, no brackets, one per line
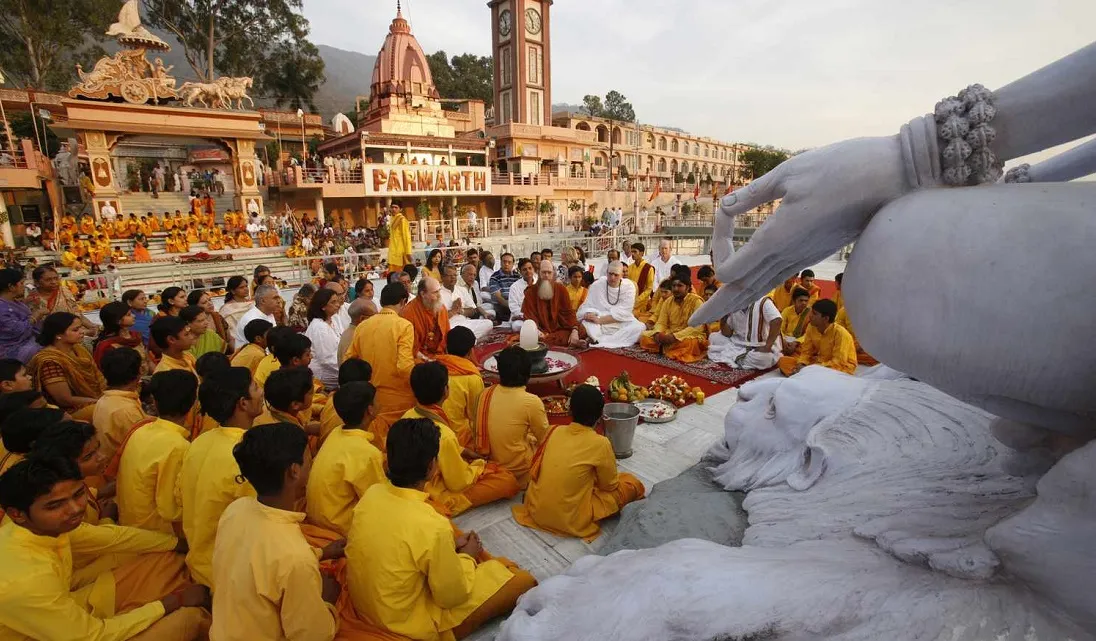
499,10,513,37
525,8,542,34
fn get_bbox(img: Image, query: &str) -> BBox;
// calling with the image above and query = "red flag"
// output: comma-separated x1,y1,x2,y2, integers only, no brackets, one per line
692,183,700,202
648,180,661,202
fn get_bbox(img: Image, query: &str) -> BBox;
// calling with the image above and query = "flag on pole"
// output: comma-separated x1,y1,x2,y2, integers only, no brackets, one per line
648,179,661,202
692,183,700,202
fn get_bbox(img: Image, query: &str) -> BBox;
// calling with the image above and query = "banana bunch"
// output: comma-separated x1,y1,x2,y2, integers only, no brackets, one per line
609,371,648,403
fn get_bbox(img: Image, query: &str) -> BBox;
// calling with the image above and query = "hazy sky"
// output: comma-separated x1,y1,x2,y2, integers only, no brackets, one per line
304,0,1095,157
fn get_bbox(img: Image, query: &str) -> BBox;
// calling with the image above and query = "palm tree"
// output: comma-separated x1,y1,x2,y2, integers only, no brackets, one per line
263,41,325,112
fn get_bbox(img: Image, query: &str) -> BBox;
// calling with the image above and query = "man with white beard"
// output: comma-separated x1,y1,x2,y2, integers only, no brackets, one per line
440,265,493,341
707,295,783,370
521,260,588,349
507,257,537,332
578,261,645,348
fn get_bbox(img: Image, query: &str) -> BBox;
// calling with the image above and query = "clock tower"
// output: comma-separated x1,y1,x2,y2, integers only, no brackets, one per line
489,0,552,127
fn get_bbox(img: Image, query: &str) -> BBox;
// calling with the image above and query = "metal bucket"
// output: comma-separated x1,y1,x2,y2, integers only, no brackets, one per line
603,402,640,459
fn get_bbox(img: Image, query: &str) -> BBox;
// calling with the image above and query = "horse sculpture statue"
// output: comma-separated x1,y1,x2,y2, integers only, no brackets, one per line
179,76,254,110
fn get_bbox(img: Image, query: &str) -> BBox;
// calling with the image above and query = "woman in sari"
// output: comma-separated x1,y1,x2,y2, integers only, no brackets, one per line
0,268,42,363
25,266,97,331
423,248,444,281
182,303,224,359
189,289,232,352
133,239,151,262
92,301,147,370
286,284,316,332
26,312,105,420
219,276,253,343
122,289,154,346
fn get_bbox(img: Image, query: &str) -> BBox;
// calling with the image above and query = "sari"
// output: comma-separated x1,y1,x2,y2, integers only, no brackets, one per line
287,293,312,332
219,300,253,343
209,310,231,349
27,344,106,410
0,297,41,363
92,331,146,367
25,286,81,318
188,329,226,359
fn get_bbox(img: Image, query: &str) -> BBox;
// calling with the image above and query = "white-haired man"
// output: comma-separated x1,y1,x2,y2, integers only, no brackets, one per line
650,238,682,286
441,265,493,341
578,261,645,348
521,260,588,349
507,258,537,332
234,284,281,347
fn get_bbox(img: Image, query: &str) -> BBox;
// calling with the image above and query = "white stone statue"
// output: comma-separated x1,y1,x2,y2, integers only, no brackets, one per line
497,40,1096,641
500,368,1094,640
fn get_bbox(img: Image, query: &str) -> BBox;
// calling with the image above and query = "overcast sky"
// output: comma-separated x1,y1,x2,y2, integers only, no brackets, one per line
304,0,1095,158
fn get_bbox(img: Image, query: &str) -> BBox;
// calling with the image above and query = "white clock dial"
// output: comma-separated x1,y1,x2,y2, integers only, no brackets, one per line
499,10,513,37
525,8,542,34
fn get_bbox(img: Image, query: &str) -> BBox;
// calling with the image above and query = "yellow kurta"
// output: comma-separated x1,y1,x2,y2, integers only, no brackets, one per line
512,423,642,541
154,352,196,375
92,390,147,464
252,353,280,387
796,322,858,374
482,386,550,488
769,283,798,314
565,284,588,311
386,213,413,272
835,307,878,366
626,260,655,294
401,407,484,511
780,305,811,339
229,343,266,374
639,292,708,362
441,372,485,448
345,310,416,448
180,426,255,588
0,522,176,641
210,498,337,641
304,427,386,537
346,484,513,641
116,418,189,534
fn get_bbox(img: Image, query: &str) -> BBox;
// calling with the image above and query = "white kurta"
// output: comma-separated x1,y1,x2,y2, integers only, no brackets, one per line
454,281,494,319
649,254,683,286
577,277,645,349
234,307,275,348
304,318,341,388
508,278,534,332
708,298,782,370
441,287,493,341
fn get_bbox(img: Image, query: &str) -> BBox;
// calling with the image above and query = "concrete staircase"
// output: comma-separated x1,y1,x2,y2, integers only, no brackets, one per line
117,191,239,220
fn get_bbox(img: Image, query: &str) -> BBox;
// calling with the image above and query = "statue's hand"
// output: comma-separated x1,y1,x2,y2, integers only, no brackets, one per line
696,135,910,324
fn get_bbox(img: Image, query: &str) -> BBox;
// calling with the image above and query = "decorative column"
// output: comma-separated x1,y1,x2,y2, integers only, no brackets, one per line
83,131,121,221
230,138,264,217
314,194,325,224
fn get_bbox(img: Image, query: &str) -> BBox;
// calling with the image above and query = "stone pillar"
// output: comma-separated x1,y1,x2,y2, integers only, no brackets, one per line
0,197,13,248
231,139,264,218
535,197,542,234
314,194,325,224
83,131,120,221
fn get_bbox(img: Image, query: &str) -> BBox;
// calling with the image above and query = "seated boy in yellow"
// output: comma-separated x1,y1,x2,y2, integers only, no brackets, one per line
346,417,537,641
777,299,858,377
434,327,484,448
638,276,708,363
474,346,549,489
0,457,210,640
229,318,272,374
210,423,340,641
512,384,645,542
151,316,198,375
317,358,372,447
305,382,385,537
779,287,813,354
114,370,197,534
400,362,519,517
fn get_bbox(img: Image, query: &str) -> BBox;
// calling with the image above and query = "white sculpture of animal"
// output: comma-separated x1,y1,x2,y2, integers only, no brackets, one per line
500,368,1094,640
178,81,225,109
216,76,254,110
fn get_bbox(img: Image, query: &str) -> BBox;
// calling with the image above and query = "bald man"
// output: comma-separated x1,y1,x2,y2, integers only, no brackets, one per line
650,238,682,287
339,298,377,363
578,261,645,348
442,264,493,341
521,260,588,349
324,279,352,334
400,276,451,359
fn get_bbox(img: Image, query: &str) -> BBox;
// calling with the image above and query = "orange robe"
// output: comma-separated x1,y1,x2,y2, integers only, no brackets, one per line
134,243,151,262
236,232,253,248
344,310,416,450
521,282,587,346
148,216,162,232
399,297,450,358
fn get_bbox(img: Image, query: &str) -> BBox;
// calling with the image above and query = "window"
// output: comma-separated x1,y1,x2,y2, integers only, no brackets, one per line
704,146,710,158
501,47,512,87
671,139,679,153
528,45,541,85
659,137,667,151
500,91,512,125
529,90,542,125
693,143,700,155
658,158,667,172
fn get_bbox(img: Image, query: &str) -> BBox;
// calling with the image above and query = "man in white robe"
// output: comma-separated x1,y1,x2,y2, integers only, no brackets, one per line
577,261,645,349
508,258,537,332
707,296,783,370
441,266,493,341
454,263,495,320
649,238,682,286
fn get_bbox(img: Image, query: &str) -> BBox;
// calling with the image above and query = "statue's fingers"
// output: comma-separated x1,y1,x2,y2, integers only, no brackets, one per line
710,209,737,278
718,165,787,218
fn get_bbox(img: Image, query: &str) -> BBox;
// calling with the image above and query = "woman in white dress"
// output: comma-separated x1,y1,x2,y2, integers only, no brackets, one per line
303,288,342,389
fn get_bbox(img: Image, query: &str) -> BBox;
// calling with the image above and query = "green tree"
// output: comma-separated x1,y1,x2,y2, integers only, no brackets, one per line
425,51,494,108
581,90,635,187
142,0,325,104
263,40,325,112
740,146,789,180
0,0,115,89
10,111,59,153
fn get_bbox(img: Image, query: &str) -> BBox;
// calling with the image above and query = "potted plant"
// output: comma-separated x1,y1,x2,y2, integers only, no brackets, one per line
415,200,430,219
568,200,582,213
539,201,553,215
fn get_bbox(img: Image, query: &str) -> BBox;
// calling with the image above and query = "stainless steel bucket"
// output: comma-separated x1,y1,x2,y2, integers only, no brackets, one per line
602,402,640,459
